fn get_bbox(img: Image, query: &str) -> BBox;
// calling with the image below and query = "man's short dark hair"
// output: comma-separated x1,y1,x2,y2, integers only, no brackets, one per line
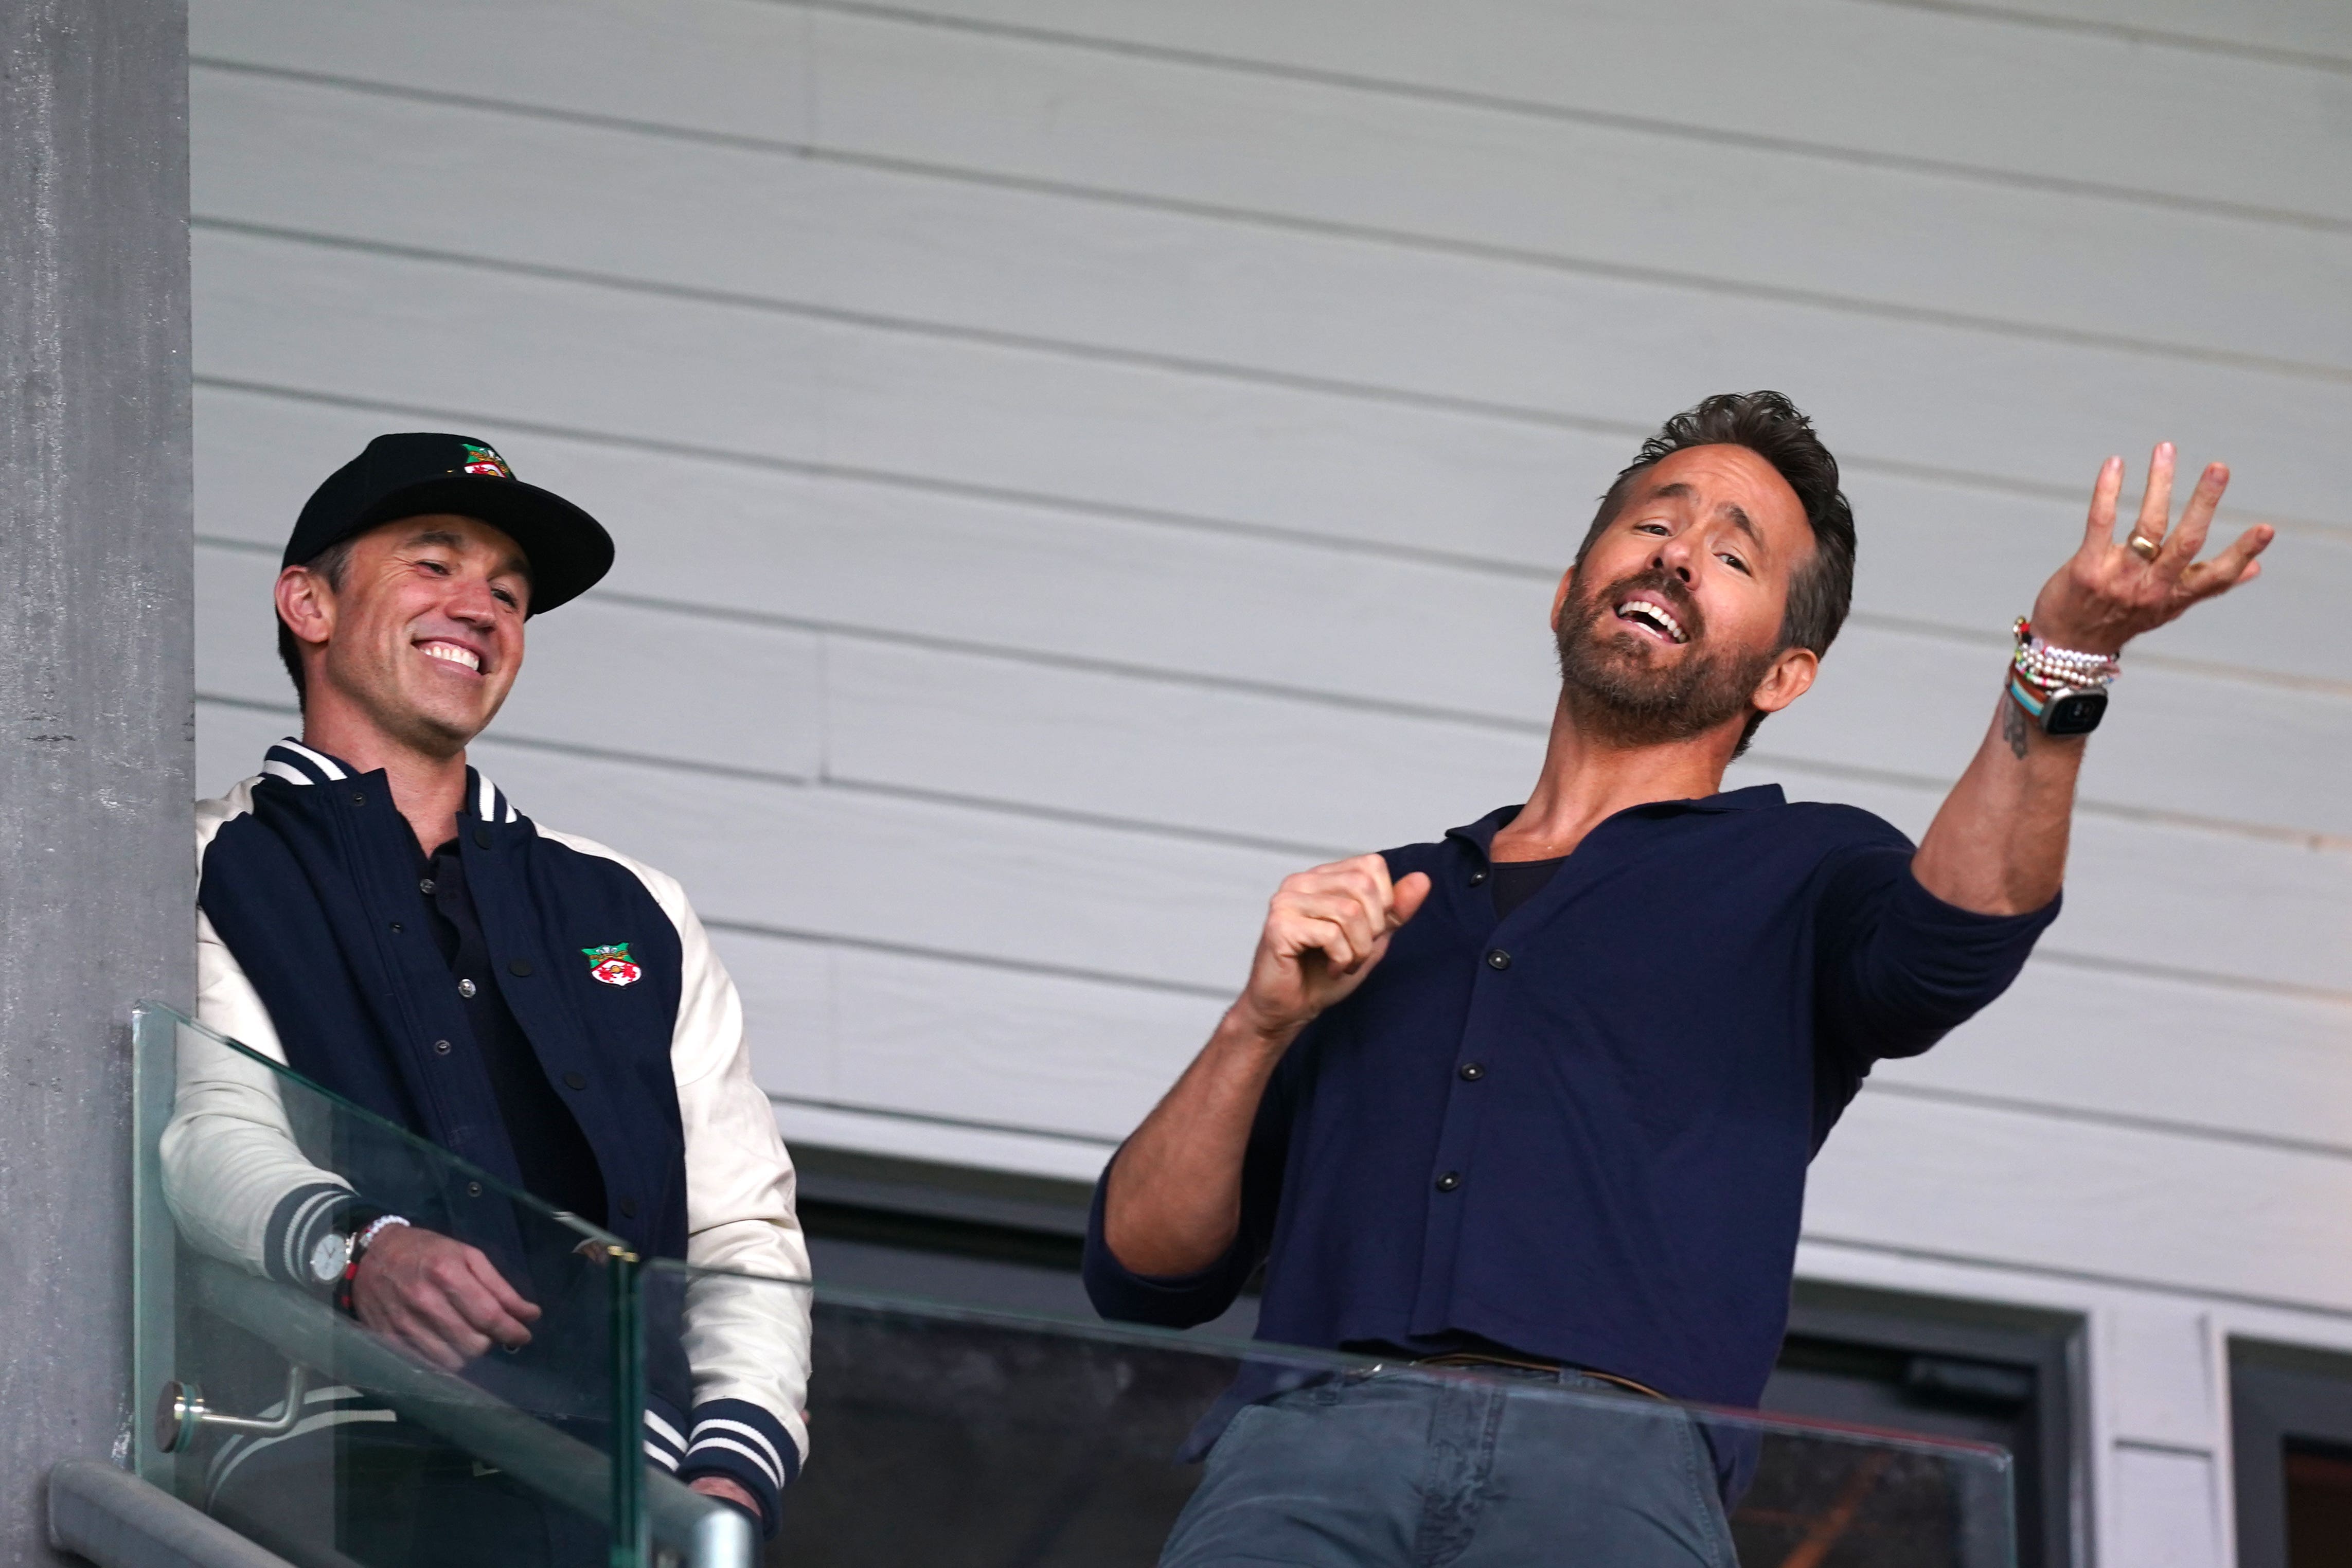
1574,390,1856,754
276,536,360,706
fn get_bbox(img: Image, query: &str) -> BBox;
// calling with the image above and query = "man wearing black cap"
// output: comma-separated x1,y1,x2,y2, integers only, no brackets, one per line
167,435,809,1557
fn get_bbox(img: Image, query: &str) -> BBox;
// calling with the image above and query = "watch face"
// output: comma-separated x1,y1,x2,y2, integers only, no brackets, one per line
308,1230,348,1284
2044,689,2108,737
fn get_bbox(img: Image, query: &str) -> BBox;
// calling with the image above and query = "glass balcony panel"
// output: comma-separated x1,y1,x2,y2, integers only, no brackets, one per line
132,1003,645,1568
655,1280,2016,1567
134,1001,2011,1568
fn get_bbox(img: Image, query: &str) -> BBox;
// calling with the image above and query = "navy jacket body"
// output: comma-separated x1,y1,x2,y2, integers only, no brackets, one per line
189,742,809,1530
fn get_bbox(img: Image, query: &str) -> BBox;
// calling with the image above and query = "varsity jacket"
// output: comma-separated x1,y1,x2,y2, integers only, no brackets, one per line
167,739,810,1531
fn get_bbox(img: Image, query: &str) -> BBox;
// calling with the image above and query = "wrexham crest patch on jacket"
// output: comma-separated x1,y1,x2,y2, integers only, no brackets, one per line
583,942,642,987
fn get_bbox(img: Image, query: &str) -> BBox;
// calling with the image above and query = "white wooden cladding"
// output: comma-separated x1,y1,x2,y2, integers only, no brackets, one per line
193,360,2352,845
187,67,2352,686
191,0,2351,1344
196,525,2352,999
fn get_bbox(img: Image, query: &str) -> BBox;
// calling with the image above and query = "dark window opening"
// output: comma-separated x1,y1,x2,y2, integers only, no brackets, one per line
1760,1285,2078,1568
790,1150,2079,1567
2234,1342,2352,1568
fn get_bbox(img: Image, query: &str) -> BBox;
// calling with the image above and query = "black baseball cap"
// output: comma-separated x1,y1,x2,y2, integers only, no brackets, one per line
284,433,614,615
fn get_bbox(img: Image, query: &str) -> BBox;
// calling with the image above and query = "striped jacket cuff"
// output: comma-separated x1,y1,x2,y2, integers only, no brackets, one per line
261,1182,362,1293
674,1397,797,1538
642,1394,690,1474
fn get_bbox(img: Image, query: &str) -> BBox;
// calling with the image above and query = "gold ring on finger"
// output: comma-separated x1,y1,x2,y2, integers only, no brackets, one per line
2127,533,2162,562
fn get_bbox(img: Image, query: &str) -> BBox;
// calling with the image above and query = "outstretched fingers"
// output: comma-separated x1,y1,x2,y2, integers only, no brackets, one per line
2181,522,2274,601
2131,443,2177,556
2154,462,2230,582
2079,455,2125,553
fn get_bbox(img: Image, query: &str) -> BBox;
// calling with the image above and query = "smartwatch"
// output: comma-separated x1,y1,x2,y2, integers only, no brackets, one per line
2008,674,2107,737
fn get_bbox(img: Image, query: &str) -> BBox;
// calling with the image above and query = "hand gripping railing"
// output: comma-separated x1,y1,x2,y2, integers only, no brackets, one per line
179,1254,752,1568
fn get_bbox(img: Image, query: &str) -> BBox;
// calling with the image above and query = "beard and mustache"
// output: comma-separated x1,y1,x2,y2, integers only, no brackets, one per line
1554,566,1776,746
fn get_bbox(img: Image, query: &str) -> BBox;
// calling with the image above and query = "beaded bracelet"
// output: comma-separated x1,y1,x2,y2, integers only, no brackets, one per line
2012,617,2119,692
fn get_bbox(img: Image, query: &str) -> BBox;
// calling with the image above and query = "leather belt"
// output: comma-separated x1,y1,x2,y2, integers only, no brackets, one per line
1410,1351,1668,1401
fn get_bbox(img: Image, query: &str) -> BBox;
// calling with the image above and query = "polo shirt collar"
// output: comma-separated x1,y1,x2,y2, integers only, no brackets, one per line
1444,783,1787,857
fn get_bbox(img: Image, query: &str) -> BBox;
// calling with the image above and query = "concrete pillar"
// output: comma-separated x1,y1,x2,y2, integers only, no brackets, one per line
0,3,193,1563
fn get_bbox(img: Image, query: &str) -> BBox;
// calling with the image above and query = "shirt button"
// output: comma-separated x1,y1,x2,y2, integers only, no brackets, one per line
419,878,436,895
458,978,477,999
508,958,533,978
466,1181,483,1198
349,792,366,807
433,1039,451,1056
1435,1171,1462,1193
1469,869,1488,886
1459,1062,1485,1081
1485,949,1511,971
563,1072,587,1091
473,827,492,849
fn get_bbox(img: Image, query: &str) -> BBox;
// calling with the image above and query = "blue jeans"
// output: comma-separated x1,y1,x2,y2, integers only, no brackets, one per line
1161,1368,1740,1568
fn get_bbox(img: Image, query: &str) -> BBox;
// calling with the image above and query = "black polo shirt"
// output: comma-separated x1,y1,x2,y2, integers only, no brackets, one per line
1084,786,2057,1415
418,839,607,1229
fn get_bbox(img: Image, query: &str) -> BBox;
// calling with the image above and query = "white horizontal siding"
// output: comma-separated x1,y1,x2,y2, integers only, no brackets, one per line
192,59,2352,380
187,66,2352,687
193,376,2352,846
191,0,2352,225
190,3,2352,1556
1840,0,2352,66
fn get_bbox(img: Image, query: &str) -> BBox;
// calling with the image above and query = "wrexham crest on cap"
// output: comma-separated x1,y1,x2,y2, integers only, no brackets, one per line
458,441,513,479
583,943,642,987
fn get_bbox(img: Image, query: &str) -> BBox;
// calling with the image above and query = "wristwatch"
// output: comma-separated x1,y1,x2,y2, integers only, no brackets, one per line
306,1227,351,1288
2008,673,2108,737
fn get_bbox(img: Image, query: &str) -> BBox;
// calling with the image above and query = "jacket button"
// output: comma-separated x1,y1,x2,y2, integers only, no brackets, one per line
466,1181,483,1198
433,1039,451,1056
419,878,436,896
1435,1171,1462,1192
563,1072,587,1091
619,1199,638,1220
389,922,403,934
1485,949,1511,971
1469,869,1487,886
508,958,533,978
458,978,477,999
474,827,491,849
1459,1062,1485,1081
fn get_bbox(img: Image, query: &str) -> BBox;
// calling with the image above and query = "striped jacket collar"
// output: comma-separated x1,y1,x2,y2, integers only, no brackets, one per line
260,738,520,825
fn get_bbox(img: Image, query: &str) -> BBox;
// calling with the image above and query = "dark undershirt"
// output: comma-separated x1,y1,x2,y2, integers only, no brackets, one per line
1489,855,1567,920
420,839,607,1227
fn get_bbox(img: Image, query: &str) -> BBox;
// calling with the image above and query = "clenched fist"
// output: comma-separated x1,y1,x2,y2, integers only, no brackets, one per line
1231,854,1433,1043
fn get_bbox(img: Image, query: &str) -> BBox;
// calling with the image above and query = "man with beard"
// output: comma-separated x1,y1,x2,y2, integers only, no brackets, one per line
1082,391,2271,1566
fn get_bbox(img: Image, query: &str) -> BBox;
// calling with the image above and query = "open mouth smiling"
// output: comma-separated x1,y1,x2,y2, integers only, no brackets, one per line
418,639,486,675
1613,595,1690,646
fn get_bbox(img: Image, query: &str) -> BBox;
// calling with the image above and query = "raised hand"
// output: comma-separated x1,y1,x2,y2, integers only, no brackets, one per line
1232,854,1432,1043
2030,443,2273,655
350,1223,541,1371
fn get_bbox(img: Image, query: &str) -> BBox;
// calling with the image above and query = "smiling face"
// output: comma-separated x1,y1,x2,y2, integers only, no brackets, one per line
1553,443,1821,746
276,513,531,758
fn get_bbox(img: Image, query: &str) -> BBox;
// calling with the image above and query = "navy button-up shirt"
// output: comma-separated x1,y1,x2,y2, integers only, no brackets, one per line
1084,786,2057,1417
